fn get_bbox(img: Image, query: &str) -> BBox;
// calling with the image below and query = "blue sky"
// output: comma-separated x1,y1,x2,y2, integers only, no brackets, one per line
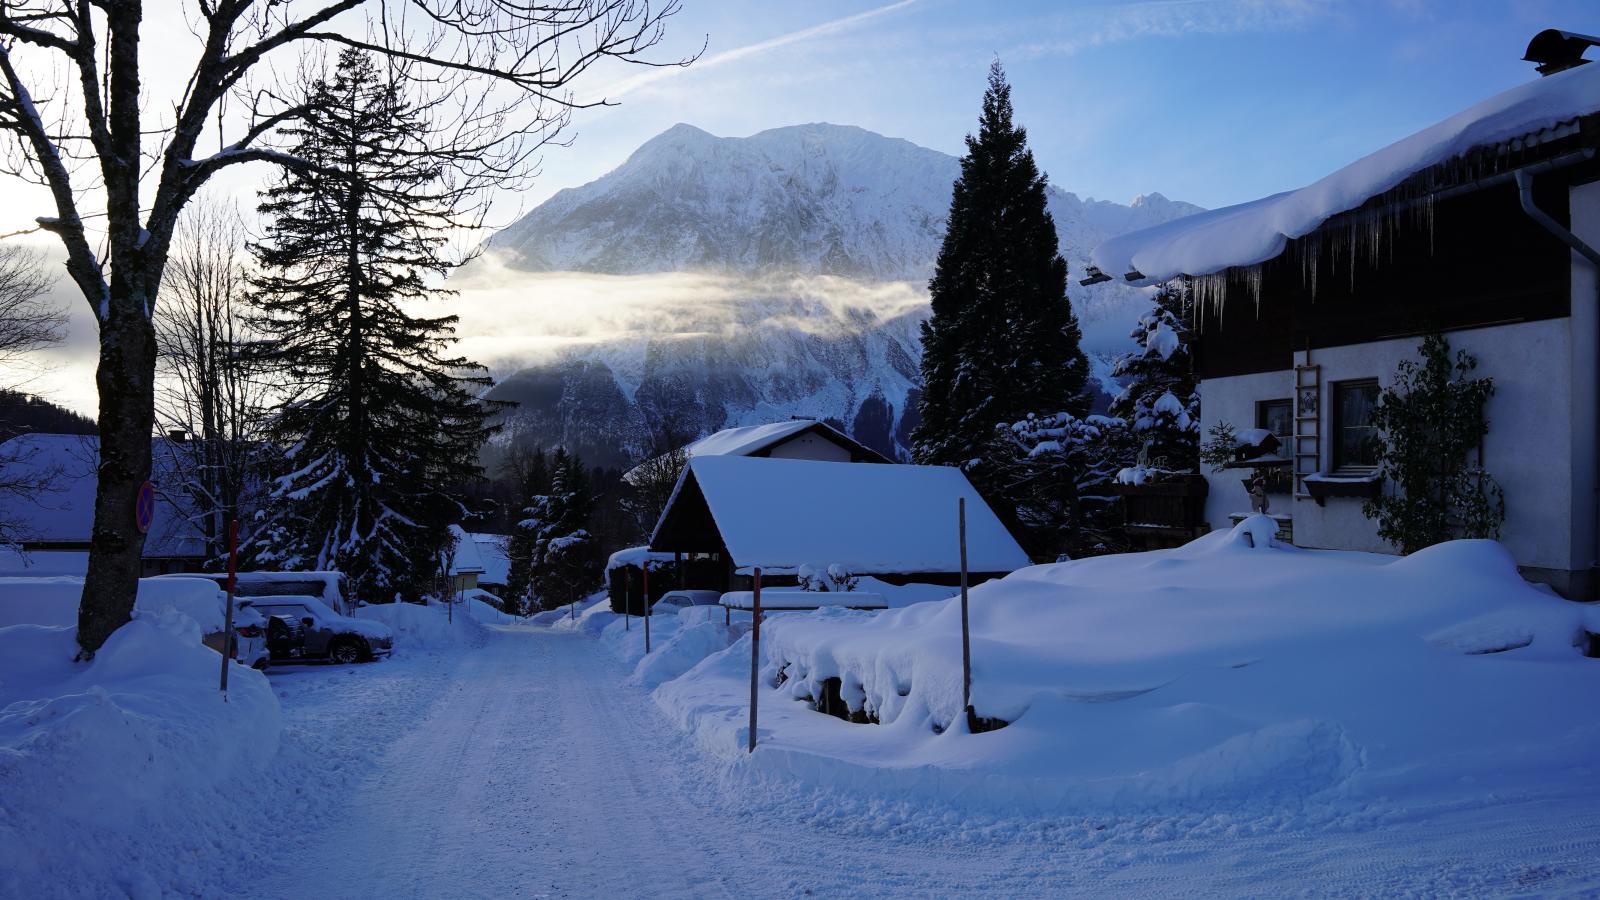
530,0,1594,214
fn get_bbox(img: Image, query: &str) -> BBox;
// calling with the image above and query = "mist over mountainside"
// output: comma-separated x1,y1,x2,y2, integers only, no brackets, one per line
470,123,1203,467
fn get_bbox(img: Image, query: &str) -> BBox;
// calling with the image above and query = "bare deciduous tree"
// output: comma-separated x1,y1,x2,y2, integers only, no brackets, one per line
0,243,64,546
0,0,692,657
154,196,265,566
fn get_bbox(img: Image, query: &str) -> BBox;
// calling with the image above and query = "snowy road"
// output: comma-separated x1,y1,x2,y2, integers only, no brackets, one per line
245,625,1600,899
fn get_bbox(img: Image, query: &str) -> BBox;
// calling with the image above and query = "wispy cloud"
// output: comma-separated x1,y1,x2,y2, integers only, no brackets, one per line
1017,0,1333,58
592,0,922,101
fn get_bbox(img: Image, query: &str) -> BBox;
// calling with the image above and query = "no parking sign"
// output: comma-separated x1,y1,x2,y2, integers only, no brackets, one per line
134,481,155,534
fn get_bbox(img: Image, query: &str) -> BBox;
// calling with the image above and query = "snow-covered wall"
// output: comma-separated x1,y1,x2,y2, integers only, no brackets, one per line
1567,179,1600,589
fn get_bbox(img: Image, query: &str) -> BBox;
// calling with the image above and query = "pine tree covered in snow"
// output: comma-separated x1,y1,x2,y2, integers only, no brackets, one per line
244,50,494,602
508,449,600,610
1110,282,1199,478
913,61,1090,487
986,412,1138,560
504,448,551,607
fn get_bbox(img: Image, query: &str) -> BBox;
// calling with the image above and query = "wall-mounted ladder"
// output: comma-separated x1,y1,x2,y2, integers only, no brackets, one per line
1293,364,1321,500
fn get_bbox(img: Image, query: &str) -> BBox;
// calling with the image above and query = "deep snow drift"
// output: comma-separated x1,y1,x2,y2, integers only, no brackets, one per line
652,518,1600,815
0,612,279,898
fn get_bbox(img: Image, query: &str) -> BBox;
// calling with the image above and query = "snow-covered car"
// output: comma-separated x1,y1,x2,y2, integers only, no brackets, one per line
239,595,393,664
161,570,357,616
653,590,722,610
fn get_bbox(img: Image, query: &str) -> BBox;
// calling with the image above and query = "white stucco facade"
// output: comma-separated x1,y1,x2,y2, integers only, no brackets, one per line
767,432,853,462
1198,179,1600,595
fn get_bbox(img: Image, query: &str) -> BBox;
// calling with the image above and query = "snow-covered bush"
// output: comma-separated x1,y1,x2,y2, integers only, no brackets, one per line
797,563,858,592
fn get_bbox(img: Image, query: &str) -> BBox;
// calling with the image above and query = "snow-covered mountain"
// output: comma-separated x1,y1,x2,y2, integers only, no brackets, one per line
478,123,1203,466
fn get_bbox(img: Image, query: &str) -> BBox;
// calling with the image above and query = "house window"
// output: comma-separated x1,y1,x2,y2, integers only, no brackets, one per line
1256,399,1293,452
1333,379,1381,470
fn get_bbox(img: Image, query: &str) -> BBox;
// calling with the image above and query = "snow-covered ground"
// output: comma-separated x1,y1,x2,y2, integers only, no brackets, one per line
6,540,1600,897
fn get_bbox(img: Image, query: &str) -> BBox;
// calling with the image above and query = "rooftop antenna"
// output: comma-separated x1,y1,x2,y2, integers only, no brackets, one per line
1523,29,1600,76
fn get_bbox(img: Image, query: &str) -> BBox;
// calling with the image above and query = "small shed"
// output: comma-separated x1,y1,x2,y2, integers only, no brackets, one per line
649,456,1029,591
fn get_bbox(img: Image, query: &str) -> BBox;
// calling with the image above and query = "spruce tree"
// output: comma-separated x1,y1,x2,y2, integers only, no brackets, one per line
913,61,1089,489
1110,282,1199,474
505,448,550,608
245,49,494,603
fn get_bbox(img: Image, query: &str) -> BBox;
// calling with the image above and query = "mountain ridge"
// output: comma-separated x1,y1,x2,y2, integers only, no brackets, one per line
478,122,1204,466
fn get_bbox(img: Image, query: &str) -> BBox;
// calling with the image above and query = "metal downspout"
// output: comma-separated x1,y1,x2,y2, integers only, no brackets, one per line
1517,163,1600,594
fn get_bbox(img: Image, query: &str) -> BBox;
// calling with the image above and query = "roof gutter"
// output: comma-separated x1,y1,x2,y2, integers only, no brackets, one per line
1516,151,1600,594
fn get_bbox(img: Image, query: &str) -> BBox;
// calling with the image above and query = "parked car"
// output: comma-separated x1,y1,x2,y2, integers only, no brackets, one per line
198,602,270,670
653,589,723,610
238,595,393,664
264,613,307,662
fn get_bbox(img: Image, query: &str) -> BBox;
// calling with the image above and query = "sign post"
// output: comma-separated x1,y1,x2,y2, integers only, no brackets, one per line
643,563,652,654
219,518,238,697
959,498,972,723
133,481,155,534
748,568,762,753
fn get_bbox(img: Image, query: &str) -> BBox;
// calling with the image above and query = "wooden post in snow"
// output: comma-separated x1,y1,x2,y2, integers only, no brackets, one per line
219,519,238,696
643,563,652,654
748,568,762,753
959,498,972,721
624,568,631,631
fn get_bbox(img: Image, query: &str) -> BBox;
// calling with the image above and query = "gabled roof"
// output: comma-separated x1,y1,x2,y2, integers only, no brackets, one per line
0,433,208,558
650,456,1030,575
686,419,892,463
447,525,487,576
470,533,511,585
1092,62,1600,286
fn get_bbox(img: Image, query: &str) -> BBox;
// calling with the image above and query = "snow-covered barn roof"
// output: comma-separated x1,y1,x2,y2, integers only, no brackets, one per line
686,419,892,463
650,456,1030,575
0,434,208,559
1092,62,1600,286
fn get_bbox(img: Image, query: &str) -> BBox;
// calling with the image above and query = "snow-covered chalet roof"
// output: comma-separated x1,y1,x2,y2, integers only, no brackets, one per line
447,525,486,575
0,433,208,558
1092,62,1600,286
470,533,511,585
652,455,1030,575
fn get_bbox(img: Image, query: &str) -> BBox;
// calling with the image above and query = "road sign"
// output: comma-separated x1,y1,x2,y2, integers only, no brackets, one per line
134,481,155,534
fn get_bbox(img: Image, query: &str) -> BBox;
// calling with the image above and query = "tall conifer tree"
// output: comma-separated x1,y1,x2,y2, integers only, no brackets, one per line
913,62,1089,483
246,50,494,603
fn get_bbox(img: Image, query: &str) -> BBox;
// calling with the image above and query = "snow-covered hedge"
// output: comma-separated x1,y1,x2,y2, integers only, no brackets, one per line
655,517,1600,815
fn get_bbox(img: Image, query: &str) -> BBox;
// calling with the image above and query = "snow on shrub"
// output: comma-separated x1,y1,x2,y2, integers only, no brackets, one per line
0,612,280,897
655,517,1600,815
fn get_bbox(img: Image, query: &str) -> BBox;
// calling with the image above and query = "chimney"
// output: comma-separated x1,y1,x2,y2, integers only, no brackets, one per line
1523,29,1600,76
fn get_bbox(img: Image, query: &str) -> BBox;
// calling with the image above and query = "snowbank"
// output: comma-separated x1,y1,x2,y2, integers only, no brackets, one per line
0,613,280,897
656,518,1600,815
0,575,227,633
1093,62,1600,284
355,600,486,653
606,546,675,573
532,591,614,634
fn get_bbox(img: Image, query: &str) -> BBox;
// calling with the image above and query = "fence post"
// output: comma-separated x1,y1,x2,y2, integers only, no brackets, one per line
219,518,238,697
959,498,972,723
747,568,763,752
643,563,652,654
